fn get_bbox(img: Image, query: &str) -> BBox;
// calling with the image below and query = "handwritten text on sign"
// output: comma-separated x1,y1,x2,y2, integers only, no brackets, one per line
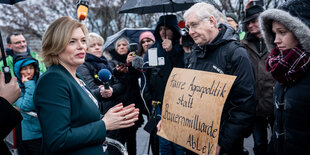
157,68,236,155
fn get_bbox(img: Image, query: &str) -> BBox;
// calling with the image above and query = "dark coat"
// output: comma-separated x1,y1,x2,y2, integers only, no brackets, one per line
187,24,256,152
144,14,184,104
0,97,22,155
76,53,119,114
241,34,275,117
34,65,107,155
259,0,310,154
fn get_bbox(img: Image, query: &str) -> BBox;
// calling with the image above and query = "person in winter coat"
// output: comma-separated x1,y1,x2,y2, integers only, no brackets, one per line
136,31,155,58
0,32,46,76
183,2,256,154
241,4,275,155
144,14,185,155
106,37,145,155
259,0,310,154
76,32,113,114
13,56,41,155
34,16,139,155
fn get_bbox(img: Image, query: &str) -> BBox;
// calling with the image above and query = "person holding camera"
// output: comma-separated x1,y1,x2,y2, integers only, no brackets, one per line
143,14,185,155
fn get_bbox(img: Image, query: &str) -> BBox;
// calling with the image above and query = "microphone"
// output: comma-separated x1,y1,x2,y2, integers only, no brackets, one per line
132,56,144,69
76,0,89,21
98,69,112,89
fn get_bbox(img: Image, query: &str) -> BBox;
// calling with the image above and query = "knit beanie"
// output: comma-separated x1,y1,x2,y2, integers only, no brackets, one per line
139,31,155,44
226,13,238,23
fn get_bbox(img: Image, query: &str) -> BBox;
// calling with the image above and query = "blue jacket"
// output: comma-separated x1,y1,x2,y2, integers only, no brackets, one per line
14,57,42,141
34,65,107,155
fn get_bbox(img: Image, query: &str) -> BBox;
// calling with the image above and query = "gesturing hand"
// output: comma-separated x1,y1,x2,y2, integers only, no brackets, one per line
102,103,139,130
126,52,135,64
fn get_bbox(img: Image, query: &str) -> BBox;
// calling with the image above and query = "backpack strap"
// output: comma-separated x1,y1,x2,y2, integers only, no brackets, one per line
223,41,243,75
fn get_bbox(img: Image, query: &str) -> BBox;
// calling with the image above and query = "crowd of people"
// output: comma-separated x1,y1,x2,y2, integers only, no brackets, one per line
1,0,310,155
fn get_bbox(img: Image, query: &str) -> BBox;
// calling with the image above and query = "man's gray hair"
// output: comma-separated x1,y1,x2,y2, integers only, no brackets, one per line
183,2,219,27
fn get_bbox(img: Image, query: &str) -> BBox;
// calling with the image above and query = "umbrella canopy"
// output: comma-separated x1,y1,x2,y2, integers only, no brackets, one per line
103,28,154,52
0,0,24,5
119,0,217,14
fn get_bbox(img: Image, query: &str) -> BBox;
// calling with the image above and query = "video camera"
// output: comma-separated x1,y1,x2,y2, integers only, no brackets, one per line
181,27,194,47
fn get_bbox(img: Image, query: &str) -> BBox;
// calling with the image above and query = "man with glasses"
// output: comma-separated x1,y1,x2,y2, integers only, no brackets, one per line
0,32,46,76
184,2,256,155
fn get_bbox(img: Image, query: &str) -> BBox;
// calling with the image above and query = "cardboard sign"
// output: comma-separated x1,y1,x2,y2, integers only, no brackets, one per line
157,68,236,155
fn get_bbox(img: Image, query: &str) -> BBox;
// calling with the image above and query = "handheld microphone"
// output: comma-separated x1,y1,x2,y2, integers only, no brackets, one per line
132,56,144,69
76,0,89,21
98,69,112,89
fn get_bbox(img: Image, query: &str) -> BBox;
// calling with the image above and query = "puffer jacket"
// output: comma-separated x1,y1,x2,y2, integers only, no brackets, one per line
187,23,256,152
241,33,275,117
13,56,42,141
259,0,310,154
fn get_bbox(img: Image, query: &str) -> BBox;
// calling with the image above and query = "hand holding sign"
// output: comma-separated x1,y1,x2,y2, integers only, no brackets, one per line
157,68,236,155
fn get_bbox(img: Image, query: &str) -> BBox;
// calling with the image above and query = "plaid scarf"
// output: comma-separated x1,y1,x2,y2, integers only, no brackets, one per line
266,45,310,85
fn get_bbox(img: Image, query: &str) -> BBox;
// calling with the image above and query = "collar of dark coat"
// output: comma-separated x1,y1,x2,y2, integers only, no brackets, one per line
193,24,236,58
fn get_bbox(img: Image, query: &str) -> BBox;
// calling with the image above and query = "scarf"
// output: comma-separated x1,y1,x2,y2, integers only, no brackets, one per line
85,53,112,72
266,45,310,85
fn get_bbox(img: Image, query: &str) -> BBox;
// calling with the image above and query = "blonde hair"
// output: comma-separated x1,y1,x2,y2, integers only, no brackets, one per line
86,32,104,48
41,16,88,67
183,2,220,28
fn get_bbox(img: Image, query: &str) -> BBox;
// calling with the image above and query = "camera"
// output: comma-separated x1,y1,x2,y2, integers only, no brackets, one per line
129,43,138,52
181,28,194,47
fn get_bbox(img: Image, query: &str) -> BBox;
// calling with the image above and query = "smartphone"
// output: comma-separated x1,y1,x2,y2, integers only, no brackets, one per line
117,63,126,67
148,48,158,66
129,43,138,52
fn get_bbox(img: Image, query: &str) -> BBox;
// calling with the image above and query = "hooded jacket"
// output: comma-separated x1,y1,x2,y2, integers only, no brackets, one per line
13,56,42,141
259,0,310,154
0,48,46,77
144,15,184,104
188,23,256,152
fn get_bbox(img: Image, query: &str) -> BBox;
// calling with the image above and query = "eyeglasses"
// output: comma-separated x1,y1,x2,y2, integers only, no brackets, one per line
12,40,26,45
185,18,209,31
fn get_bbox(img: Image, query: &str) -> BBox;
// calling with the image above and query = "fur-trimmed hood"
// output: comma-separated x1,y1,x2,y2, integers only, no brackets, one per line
259,1,310,53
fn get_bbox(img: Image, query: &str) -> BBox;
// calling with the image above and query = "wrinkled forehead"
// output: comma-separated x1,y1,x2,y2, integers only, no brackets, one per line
185,14,200,24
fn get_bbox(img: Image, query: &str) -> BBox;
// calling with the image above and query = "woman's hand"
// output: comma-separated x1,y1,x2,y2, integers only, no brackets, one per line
100,86,113,98
126,52,135,64
116,64,128,73
102,103,139,130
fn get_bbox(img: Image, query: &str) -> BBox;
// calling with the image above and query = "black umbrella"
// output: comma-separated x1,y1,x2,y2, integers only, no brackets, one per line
119,0,217,14
0,0,24,5
103,28,154,52
0,0,25,83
